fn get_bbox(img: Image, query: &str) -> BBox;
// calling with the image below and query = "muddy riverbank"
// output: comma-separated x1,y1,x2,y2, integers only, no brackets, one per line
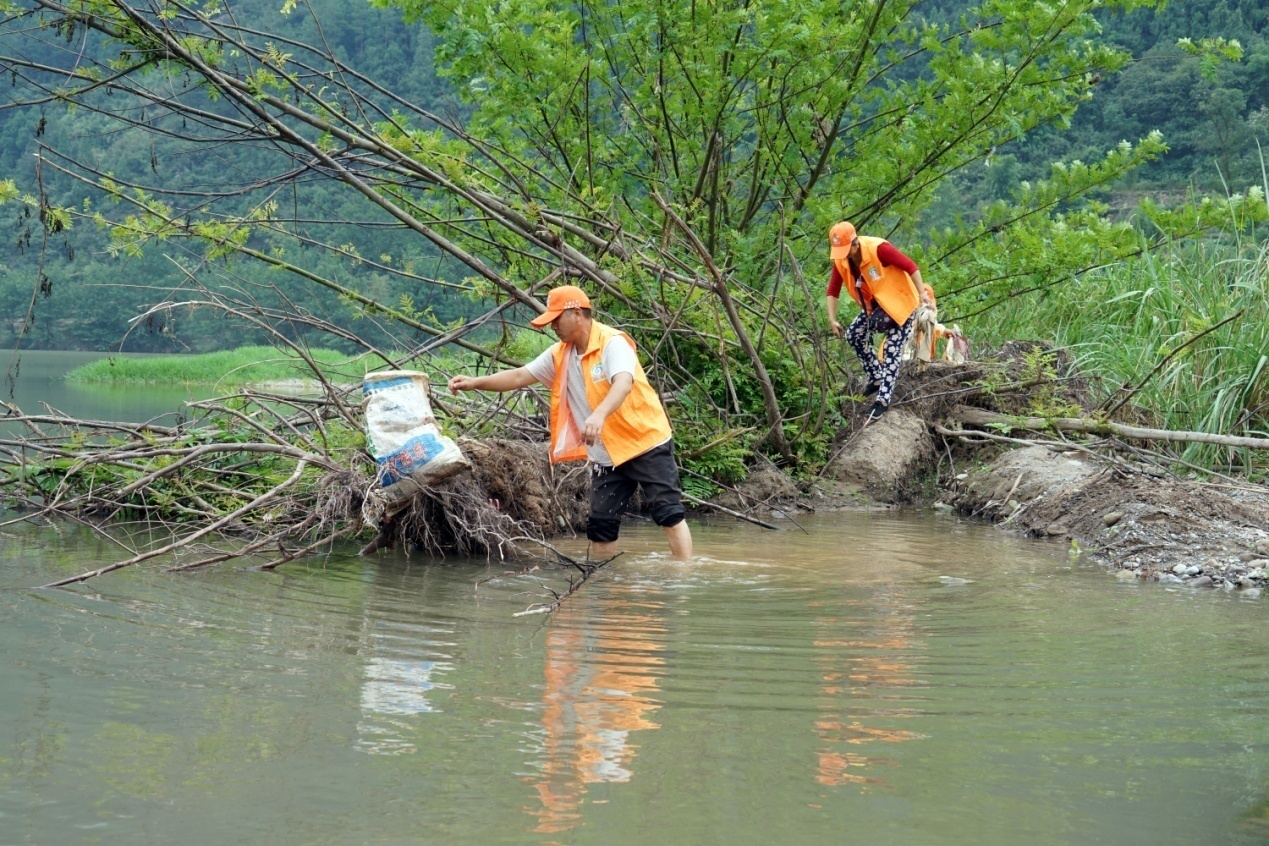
718,433,1269,594
748,351,1269,594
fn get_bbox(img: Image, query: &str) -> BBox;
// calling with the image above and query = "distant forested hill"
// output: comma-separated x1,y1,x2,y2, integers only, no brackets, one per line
1,0,1264,351
1084,0,1269,186
935,0,1269,210
0,0,467,352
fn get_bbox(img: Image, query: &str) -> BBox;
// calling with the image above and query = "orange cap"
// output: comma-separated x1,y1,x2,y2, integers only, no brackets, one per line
529,285,591,327
829,221,857,260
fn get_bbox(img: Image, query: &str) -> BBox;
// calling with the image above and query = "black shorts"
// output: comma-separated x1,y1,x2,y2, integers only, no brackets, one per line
587,441,686,543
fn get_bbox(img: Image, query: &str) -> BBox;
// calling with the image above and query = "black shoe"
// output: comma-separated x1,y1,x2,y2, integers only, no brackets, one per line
863,401,889,425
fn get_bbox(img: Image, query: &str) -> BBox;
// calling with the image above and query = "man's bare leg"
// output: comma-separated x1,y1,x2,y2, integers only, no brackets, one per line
663,521,692,559
590,522,691,560
590,540,618,559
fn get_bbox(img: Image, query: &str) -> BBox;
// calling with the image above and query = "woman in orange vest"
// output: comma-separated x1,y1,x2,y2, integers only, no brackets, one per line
448,286,692,559
825,221,934,424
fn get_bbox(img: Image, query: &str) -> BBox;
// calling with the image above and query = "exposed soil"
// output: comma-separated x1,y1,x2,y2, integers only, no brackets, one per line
952,445,1269,590
712,457,803,512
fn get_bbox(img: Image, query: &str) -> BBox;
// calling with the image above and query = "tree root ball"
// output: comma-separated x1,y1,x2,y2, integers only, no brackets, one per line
375,439,590,558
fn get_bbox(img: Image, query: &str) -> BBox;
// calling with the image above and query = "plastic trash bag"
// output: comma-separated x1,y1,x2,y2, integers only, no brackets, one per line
362,371,469,514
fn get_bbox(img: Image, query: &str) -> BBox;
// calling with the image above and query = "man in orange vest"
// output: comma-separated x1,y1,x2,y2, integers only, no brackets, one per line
825,221,934,423
448,286,693,559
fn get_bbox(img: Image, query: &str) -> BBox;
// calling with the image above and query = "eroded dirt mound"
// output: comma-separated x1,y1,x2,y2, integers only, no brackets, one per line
714,458,802,511
826,408,936,501
807,344,1268,593
889,360,992,419
955,445,1269,589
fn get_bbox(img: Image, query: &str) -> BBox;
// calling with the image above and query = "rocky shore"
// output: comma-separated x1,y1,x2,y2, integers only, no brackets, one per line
946,444,1269,595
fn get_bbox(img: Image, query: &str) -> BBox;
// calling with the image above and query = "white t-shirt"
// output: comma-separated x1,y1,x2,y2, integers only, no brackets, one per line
525,335,639,466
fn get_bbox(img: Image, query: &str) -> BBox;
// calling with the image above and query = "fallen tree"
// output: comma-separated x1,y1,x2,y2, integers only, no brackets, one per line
1,392,593,587
950,405,1269,451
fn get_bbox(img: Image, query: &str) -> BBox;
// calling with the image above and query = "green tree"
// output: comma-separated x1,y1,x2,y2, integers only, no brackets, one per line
1197,85,1250,180
2,0,1264,467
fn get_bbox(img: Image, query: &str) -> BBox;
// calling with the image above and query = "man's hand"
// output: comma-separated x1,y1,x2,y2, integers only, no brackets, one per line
826,295,843,339
447,367,536,395
581,372,631,445
581,411,607,445
448,375,478,394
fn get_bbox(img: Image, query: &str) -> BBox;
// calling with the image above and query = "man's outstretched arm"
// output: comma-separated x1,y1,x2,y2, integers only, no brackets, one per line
448,367,538,394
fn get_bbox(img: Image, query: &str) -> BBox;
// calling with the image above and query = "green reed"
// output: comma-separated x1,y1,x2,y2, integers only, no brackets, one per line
972,238,1269,478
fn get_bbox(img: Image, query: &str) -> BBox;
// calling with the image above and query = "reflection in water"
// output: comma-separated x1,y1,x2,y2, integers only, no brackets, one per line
5,514,1269,845
357,644,453,755
524,589,666,835
360,658,450,716
812,584,925,789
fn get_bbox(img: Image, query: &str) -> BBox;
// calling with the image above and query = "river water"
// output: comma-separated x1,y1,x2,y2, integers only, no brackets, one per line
1,352,1267,845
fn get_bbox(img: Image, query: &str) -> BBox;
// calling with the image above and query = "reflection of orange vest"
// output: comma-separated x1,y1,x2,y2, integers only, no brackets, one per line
548,320,672,466
834,236,920,325
527,597,665,834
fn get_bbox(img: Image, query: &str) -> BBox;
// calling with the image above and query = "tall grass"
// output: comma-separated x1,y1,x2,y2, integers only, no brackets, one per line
66,346,369,387
972,238,1269,477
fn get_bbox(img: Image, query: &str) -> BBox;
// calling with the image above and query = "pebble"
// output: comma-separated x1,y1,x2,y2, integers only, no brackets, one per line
1172,563,1188,575
1189,575,1214,588
1241,588,1263,599
1159,574,1184,584
934,501,953,511
1249,559,1269,569
1185,565,1202,576
1239,576,1259,589
771,510,787,519
1256,539,1269,556
955,473,968,481
1114,569,1137,581
1102,511,1124,527
1044,523,1067,537
1204,558,1220,570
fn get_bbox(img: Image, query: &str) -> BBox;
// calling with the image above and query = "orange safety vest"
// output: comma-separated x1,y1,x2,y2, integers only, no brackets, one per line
547,320,673,466
834,235,921,326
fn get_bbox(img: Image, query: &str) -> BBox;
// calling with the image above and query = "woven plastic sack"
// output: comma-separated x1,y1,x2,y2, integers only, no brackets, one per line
363,371,469,509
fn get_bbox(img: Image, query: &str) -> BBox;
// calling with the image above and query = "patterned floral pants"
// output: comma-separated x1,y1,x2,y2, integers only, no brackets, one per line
845,309,916,406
